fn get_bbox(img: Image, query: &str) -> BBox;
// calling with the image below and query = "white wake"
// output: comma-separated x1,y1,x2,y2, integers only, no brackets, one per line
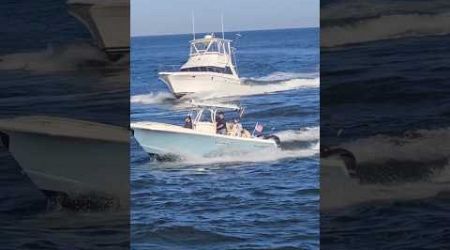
183,74,319,100
322,127,450,210
275,126,320,142
131,72,319,105
0,43,110,73
130,92,175,104
180,142,319,166
322,13,450,47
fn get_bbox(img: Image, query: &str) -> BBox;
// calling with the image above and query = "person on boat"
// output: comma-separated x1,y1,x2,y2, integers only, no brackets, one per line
241,129,251,138
230,119,243,137
184,115,192,129
216,111,227,135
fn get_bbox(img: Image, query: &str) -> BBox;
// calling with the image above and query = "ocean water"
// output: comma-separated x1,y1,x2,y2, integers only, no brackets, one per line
131,28,319,249
321,0,450,248
0,0,129,249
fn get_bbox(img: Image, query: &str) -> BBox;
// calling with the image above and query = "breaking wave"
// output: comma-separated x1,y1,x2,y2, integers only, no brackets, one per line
322,127,450,210
341,127,450,164
246,71,318,82
179,142,319,166
275,126,320,142
186,76,319,100
322,13,450,47
130,92,176,105
321,0,450,21
0,43,110,73
131,72,319,104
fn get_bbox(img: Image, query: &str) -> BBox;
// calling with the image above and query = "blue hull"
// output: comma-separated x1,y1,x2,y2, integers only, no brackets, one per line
133,127,277,158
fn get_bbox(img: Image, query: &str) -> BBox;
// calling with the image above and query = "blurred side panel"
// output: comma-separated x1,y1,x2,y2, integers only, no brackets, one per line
320,0,450,249
0,0,130,249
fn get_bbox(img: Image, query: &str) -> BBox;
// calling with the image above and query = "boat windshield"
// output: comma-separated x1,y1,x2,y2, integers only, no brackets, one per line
192,109,215,123
198,110,212,122
191,108,242,123
180,66,233,74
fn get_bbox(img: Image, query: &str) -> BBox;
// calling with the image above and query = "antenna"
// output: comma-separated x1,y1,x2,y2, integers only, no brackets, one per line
192,11,196,40
221,13,224,39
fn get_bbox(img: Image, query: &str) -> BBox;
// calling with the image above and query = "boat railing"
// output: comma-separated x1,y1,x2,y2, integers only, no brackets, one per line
189,51,232,56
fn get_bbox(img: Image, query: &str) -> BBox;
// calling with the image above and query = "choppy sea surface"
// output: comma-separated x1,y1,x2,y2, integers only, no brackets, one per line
131,28,319,249
321,0,450,248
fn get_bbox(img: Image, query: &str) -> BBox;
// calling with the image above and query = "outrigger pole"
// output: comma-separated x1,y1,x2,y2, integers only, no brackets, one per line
192,11,196,40
221,13,225,39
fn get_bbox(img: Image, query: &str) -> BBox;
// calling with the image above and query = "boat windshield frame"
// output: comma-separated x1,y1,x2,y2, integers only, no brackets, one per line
192,108,216,124
189,37,233,56
191,106,244,125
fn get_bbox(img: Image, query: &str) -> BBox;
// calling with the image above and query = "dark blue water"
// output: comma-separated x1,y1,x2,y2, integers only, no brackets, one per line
131,28,319,249
321,1,450,248
0,0,129,249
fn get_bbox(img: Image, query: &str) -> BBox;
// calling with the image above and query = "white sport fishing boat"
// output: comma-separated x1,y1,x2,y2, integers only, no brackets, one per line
0,116,129,206
67,0,130,60
131,103,280,159
159,21,241,97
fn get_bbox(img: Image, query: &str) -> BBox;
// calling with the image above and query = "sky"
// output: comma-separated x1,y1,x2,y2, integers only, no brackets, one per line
131,0,319,37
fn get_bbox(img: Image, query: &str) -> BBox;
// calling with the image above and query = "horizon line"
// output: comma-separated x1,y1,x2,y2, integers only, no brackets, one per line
131,26,319,38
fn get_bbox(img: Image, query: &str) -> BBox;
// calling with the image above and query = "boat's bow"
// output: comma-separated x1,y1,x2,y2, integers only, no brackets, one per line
0,116,129,206
67,0,130,60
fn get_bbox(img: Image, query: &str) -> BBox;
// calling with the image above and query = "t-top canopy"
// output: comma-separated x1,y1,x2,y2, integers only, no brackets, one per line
190,100,241,111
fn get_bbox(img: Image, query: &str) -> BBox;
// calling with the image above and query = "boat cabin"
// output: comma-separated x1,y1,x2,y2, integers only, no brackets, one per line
180,34,238,77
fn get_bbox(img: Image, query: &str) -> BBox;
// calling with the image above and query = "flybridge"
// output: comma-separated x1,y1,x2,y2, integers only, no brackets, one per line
189,34,233,56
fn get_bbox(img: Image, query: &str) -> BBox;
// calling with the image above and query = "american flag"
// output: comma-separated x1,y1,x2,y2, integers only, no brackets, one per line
254,122,264,133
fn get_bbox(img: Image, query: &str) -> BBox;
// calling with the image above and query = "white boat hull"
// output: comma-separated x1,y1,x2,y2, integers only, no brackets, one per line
159,72,241,97
0,116,129,206
67,0,130,59
131,122,278,158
